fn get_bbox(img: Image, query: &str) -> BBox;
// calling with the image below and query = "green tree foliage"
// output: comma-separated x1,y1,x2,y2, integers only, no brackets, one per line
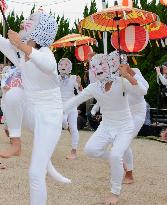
7,11,24,32
31,4,35,14
54,15,71,63
54,0,100,85
89,0,97,15
83,5,89,18
132,0,167,107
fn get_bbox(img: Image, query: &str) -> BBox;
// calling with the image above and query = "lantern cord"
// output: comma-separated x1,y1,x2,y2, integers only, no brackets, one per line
114,1,125,96
114,1,122,64
0,4,20,58
0,5,9,28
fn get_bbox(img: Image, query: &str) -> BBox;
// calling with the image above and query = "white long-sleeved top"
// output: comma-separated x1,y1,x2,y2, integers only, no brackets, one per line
0,35,59,92
128,68,149,109
90,69,148,116
158,73,167,86
91,102,100,116
64,77,147,125
59,75,79,102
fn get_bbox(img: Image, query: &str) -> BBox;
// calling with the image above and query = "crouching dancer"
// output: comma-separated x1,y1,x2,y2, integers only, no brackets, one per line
64,52,147,205
0,10,71,205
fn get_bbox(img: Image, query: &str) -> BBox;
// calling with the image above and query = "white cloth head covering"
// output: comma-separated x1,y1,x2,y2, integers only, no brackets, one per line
21,12,58,47
30,12,58,47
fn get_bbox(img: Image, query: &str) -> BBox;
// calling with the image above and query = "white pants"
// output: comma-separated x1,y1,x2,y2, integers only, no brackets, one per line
63,109,79,149
124,106,146,171
3,87,68,205
84,120,134,195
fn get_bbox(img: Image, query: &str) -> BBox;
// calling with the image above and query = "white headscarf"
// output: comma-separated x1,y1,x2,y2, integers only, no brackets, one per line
20,12,58,47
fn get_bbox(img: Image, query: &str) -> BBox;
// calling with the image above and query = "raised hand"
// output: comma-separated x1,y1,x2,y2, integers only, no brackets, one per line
119,64,130,78
8,30,22,48
155,67,161,75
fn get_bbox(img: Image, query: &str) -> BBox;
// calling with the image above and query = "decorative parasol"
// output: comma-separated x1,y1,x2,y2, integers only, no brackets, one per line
147,22,167,40
51,33,97,48
78,0,159,62
78,4,159,32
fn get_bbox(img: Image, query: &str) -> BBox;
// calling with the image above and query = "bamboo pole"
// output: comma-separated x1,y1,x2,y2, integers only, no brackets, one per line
3,18,6,65
102,0,107,54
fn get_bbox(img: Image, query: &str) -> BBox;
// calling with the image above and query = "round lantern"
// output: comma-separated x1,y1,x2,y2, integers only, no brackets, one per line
160,0,167,6
165,38,167,46
111,25,149,53
121,0,133,7
75,45,93,62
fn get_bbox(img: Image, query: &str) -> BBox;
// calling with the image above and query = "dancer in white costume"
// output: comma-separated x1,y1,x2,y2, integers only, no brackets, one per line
90,62,149,184
1,64,23,140
0,11,71,205
123,66,149,184
58,58,82,159
64,51,147,204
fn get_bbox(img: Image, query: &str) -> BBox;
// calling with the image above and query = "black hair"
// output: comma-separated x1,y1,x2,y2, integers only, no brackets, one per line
162,61,167,67
35,43,42,49
6,58,14,66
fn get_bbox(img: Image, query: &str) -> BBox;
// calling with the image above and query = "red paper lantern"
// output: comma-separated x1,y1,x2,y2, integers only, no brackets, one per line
160,0,167,6
111,25,149,53
121,0,133,7
75,45,93,62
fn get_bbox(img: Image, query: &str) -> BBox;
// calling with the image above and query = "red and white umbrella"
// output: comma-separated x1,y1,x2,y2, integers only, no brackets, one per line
52,34,97,48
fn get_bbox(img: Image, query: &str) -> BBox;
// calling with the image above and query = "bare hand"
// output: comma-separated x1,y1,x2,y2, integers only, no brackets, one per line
119,64,130,78
126,66,135,76
0,64,4,72
96,115,102,122
119,64,137,85
8,30,22,48
2,86,10,92
155,67,161,75
78,110,81,114
76,75,81,84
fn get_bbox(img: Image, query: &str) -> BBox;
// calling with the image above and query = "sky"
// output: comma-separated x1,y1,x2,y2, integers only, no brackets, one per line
4,0,159,28
6,0,103,27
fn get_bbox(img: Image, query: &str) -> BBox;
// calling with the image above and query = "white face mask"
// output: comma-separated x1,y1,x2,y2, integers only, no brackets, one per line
90,52,128,84
58,58,72,75
90,55,110,82
108,51,128,76
108,52,120,74
19,12,40,42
